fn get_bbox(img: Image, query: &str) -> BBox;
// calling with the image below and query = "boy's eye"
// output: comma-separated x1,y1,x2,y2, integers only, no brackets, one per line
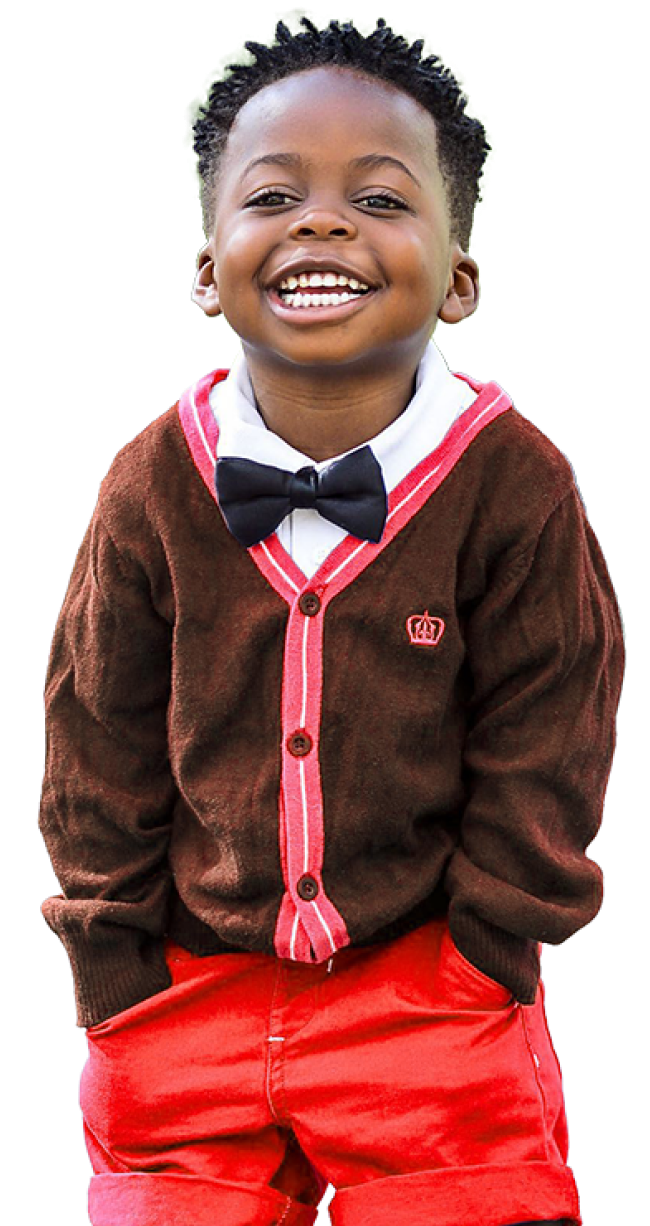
355,192,408,211
245,189,296,208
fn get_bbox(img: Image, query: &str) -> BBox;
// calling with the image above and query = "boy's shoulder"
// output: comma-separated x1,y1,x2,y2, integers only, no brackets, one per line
442,382,583,563
104,401,187,479
463,390,577,516
95,399,201,545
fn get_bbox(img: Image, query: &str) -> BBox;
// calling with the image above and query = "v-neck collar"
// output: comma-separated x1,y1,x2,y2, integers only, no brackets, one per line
178,367,512,606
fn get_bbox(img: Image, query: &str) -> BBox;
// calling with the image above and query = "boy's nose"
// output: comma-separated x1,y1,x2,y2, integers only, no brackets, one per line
288,207,358,240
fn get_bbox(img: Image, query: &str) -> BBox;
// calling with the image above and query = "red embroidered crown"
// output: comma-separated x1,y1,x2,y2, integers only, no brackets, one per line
406,610,445,648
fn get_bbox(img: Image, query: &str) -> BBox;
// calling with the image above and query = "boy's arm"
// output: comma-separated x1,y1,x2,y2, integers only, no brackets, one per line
444,484,625,1003
39,508,176,1027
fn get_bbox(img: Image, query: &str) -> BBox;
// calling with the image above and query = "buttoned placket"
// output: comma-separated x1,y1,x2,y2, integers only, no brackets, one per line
274,575,350,963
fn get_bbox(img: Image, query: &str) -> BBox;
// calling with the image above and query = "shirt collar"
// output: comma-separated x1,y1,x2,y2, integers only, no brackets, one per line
210,339,476,495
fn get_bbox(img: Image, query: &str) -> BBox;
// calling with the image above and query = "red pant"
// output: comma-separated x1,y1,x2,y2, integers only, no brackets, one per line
81,918,580,1226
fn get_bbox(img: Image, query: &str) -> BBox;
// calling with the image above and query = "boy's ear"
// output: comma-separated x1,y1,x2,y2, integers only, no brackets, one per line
438,245,479,325
192,243,222,317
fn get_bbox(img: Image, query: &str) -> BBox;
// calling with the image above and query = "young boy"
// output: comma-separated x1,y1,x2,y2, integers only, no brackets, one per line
39,18,624,1226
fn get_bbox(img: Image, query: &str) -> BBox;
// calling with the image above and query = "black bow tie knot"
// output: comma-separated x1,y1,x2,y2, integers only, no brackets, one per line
289,466,320,510
215,446,387,548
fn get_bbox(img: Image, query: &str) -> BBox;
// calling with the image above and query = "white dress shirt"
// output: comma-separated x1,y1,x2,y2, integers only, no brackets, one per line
210,339,477,578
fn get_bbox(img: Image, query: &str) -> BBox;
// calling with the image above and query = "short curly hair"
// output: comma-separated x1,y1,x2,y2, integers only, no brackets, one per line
193,17,490,249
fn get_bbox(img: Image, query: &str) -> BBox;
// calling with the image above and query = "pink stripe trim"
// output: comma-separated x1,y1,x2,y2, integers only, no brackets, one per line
251,536,304,602
275,604,350,961
177,370,226,490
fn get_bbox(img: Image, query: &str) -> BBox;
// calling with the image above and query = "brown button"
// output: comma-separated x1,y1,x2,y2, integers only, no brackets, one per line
299,591,321,617
297,874,319,901
287,730,313,757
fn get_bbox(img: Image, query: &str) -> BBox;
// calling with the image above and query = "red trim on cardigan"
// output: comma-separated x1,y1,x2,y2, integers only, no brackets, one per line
275,599,350,960
178,370,512,963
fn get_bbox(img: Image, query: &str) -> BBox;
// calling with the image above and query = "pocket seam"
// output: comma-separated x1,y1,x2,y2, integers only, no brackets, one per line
447,932,513,1001
86,954,177,1035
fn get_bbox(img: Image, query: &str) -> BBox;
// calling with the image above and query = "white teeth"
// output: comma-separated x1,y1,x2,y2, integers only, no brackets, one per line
281,291,357,308
278,271,370,292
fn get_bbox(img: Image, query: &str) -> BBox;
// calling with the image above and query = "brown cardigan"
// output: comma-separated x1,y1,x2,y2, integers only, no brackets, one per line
39,372,625,1026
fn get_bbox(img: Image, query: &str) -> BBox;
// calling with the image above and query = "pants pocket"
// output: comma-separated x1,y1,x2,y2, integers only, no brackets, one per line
439,923,514,1010
85,940,188,1038
81,945,190,1152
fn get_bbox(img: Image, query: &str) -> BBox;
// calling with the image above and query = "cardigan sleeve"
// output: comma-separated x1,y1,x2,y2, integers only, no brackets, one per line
444,485,625,1003
39,508,177,1027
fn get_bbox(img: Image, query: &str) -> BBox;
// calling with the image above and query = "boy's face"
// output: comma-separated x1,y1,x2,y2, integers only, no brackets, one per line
194,68,478,378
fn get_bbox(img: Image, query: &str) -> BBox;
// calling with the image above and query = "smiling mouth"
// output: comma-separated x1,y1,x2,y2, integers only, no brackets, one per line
270,270,374,310
262,284,377,323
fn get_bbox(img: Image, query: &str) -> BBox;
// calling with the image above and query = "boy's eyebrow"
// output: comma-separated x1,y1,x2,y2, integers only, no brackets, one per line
240,152,421,187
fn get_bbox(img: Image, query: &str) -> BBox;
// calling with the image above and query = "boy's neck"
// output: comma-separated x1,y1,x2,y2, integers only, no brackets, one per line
243,353,423,462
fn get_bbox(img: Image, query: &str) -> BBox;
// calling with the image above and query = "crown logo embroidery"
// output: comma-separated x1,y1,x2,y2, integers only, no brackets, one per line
406,610,445,648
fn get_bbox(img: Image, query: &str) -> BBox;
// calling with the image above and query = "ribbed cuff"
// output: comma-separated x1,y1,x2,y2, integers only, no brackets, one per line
447,909,541,1004
42,896,172,1027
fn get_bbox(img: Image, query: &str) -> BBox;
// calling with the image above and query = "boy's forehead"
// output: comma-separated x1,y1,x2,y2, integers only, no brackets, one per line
222,67,442,181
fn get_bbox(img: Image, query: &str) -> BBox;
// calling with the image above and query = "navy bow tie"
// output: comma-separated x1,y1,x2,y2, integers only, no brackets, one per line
215,446,387,548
